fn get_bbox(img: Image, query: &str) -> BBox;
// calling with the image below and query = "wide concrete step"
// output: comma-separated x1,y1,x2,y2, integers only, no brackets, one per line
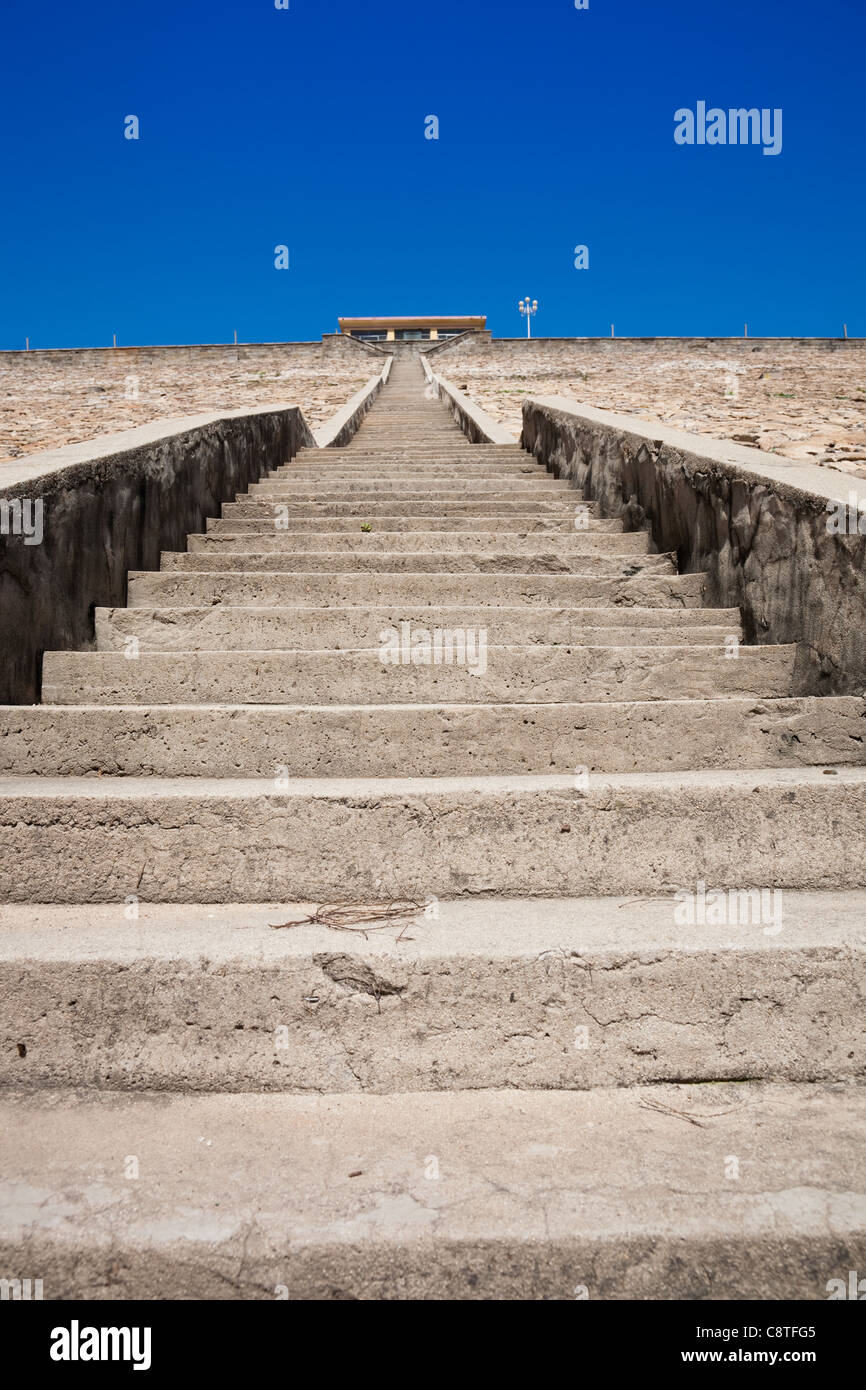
206,514,624,535
303,447,524,457
40,645,796,706
158,551,674,577
262,466,561,480
222,499,588,518
343,435,479,442
254,478,569,494
126,571,710,609
276,464,547,477
1,1082,862,1297
4,695,859,778
187,531,651,556
229,496,582,516
2,893,863,1093
312,457,529,467
340,428,488,436
95,604,742,651
0,767,864,902
271,473,556,486
296,443,524,452
250,485,571,501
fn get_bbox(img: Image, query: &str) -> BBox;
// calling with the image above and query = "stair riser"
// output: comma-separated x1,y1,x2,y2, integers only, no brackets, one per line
291,454,530,459
187,532,650,555
252,480,570,494
95,606,742,651
0,1232,856,1301
126,574,710,608
3,944,861,1093
222,501,590,517
3,696,857,778
41,647,797,706
1,778,863,902
157,553,672,577
274,467,547,477
206,516,623,534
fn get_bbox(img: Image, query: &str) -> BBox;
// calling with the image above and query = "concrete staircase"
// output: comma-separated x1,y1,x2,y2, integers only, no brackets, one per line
1,355,864,1299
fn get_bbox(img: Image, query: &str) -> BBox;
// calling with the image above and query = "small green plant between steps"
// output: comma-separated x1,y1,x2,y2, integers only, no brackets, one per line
360,523,372,533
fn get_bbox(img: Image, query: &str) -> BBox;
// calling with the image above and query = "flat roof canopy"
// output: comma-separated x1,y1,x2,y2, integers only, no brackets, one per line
338,315,486,333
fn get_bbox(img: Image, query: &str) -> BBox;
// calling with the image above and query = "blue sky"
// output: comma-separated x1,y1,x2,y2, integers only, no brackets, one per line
1,0,863,347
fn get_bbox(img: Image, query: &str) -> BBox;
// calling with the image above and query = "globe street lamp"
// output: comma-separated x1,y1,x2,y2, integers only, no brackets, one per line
519,297,538,338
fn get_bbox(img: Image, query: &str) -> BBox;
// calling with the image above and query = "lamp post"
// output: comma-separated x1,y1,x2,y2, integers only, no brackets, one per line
518,297,538,338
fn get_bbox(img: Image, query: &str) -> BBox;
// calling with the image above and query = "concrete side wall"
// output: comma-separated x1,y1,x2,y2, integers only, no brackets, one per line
432,372,517,445
521,396,866,695
315,359,392,448
0,407,313,704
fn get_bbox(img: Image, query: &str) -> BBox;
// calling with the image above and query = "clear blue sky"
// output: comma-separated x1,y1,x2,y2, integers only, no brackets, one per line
1,0,863,347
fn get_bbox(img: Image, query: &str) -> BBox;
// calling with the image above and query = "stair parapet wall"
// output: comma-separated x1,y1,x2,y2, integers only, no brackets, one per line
0,406,313,704
314,358,392,448
522,396,866,694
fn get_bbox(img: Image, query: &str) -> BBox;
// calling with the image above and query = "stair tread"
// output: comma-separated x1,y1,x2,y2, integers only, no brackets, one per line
1,1082,863,1299
3,890,864,959
2,765,864,795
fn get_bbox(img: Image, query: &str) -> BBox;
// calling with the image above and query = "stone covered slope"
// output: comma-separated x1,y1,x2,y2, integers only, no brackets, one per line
0,356,864,1298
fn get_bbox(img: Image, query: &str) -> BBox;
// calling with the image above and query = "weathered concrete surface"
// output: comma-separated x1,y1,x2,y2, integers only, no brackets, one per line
40,645,797,706
2,350,865,1303
436,336,866,475
1,1082,863,1298
521,397,866,694
93,603,742,651
1,768,865,902
224,497,584,518
1,896,864,1094
251,477,570,495
0,407,313,703
186,530,651,555
425,367,517,445
0,339,371,461
281,454,545,471
125,570,710,609
157,550,672,575
313,358,392,448
2,695,862,778
206,512,621,534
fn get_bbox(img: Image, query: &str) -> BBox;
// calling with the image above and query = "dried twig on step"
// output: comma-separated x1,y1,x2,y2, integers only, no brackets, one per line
270,899,424,939
639,1098,741,1128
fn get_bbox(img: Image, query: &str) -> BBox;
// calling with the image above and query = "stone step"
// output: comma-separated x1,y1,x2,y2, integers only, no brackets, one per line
1,1082,862,1298
271,473,555,485
275,464,547,476
296,445,524,453
222,500,589,518
264,465,558,478
3,695,857,778
187,531,651,555
206,514,623,534
0,767,863,902
95,603,741,651
2,893,863,1093
125,571,710,609
308,456,527,466
249,480,571,496
158,551,675,577
342,433,481,440
40,645,797,706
